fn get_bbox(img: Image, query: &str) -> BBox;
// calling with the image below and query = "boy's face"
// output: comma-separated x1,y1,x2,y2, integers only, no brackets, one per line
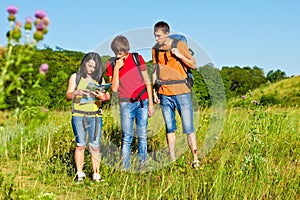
115,51,126,59
154,29,168,46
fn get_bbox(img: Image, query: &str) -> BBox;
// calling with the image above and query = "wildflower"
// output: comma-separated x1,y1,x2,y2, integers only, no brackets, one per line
42,16,50,26
11,28,22,41
35,10,47,19
43,27,48,34
7,5,18,22
34,31,44,41
253,100,258,105
24,17,32,30
34,18,41,26
15,21,22,28
242,95,246,99
8,14,16,22
36,22,45,31
7,5,18,15
39,63,49,74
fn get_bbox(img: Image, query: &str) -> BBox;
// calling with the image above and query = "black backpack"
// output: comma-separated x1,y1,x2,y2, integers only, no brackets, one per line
153,34,194,90
109,52,147,107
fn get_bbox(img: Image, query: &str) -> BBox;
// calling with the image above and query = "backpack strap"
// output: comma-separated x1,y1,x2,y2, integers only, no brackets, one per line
112,53,147,108
153,39,191,90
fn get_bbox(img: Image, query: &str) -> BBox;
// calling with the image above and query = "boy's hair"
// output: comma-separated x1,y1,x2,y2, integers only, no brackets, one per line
154,21,170,34
111,35,130,54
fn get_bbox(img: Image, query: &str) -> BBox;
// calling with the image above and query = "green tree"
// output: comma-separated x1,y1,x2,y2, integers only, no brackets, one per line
266,69,287,83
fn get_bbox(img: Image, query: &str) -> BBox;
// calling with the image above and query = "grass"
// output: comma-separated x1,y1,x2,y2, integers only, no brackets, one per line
0,105,300,199
229,75,300,107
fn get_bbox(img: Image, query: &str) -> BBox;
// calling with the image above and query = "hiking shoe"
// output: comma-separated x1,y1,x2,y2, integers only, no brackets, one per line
93,173,101,182
76,171,86,183
192,160,200,168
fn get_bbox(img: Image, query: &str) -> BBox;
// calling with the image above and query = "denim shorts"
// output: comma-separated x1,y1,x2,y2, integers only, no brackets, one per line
160,93,195,134
71,116,102,148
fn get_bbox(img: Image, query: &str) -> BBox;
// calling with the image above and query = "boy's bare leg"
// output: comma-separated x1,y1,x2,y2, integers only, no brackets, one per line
187,132,198,161
166,132,176,161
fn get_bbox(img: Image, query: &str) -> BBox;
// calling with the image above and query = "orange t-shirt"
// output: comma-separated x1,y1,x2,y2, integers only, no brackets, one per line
152,40,192,95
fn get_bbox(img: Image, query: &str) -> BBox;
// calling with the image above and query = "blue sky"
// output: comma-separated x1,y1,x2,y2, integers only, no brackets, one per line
1,0,300,76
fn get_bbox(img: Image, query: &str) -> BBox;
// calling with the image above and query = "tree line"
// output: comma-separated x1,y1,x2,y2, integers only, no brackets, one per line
0,46,288,110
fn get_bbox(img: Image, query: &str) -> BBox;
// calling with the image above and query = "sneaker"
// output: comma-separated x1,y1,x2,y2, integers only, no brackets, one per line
93,173,101,182
76,171,86,183
192,160,200,168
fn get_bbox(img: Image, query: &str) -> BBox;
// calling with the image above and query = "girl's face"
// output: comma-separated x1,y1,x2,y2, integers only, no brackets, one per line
86,59,96,75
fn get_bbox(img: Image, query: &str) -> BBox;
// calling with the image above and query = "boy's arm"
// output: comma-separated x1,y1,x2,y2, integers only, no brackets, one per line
141,70,155,117
152,64,160,104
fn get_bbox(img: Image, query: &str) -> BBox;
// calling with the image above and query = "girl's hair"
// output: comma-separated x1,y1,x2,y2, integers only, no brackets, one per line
154,21,170,34
78,52,103,83
110,35,130,54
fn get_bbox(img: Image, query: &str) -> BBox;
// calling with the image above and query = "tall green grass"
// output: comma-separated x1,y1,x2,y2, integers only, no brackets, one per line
0,105,299,199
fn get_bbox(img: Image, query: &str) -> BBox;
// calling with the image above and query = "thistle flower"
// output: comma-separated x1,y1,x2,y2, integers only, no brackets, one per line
42,16,50,26
15,21,22,28
35,10,47,19
36,22,45,31
242,95,246,99
7,5,18,15
8,14,16,22
43,27,48,34
34,18,41,26
11,28,22,41
39,63,49,74
34,31,44,41
24,17,32,30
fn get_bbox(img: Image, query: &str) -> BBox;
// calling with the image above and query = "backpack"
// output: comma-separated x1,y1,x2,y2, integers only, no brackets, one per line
109,52,147,107
153,34,194,90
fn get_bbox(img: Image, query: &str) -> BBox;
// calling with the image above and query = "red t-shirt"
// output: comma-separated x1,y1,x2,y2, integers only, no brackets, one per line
106,53,148,100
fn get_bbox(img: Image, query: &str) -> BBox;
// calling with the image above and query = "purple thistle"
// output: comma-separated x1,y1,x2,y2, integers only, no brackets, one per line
24,17,33,30
242,95,246,99
39,63,49,74
7,5,18,15
25,17,33,23
36,22,45,31
35,10,47,19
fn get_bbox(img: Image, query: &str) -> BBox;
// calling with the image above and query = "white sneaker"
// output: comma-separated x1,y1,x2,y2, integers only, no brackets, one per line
93,173,101,182
76,171,86,183
192,160,200,168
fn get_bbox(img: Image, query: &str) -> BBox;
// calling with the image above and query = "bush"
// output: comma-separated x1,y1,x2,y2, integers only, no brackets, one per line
259,95,280,106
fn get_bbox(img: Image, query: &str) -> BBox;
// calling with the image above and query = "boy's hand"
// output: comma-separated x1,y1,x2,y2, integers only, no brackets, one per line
115,56,126,70
148,105,155,117
171,48,183,59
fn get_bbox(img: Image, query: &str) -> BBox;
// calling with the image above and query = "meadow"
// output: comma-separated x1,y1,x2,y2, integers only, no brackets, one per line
0,104,299,199
1,5,299,199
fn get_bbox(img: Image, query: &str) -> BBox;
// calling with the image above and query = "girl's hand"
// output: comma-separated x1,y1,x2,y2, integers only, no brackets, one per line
95,90,110,101
74,89,89,97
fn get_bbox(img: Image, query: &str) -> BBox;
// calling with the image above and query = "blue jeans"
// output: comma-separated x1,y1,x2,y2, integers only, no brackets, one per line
160,93,195,134
71,116,102,148
120,99,148,170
